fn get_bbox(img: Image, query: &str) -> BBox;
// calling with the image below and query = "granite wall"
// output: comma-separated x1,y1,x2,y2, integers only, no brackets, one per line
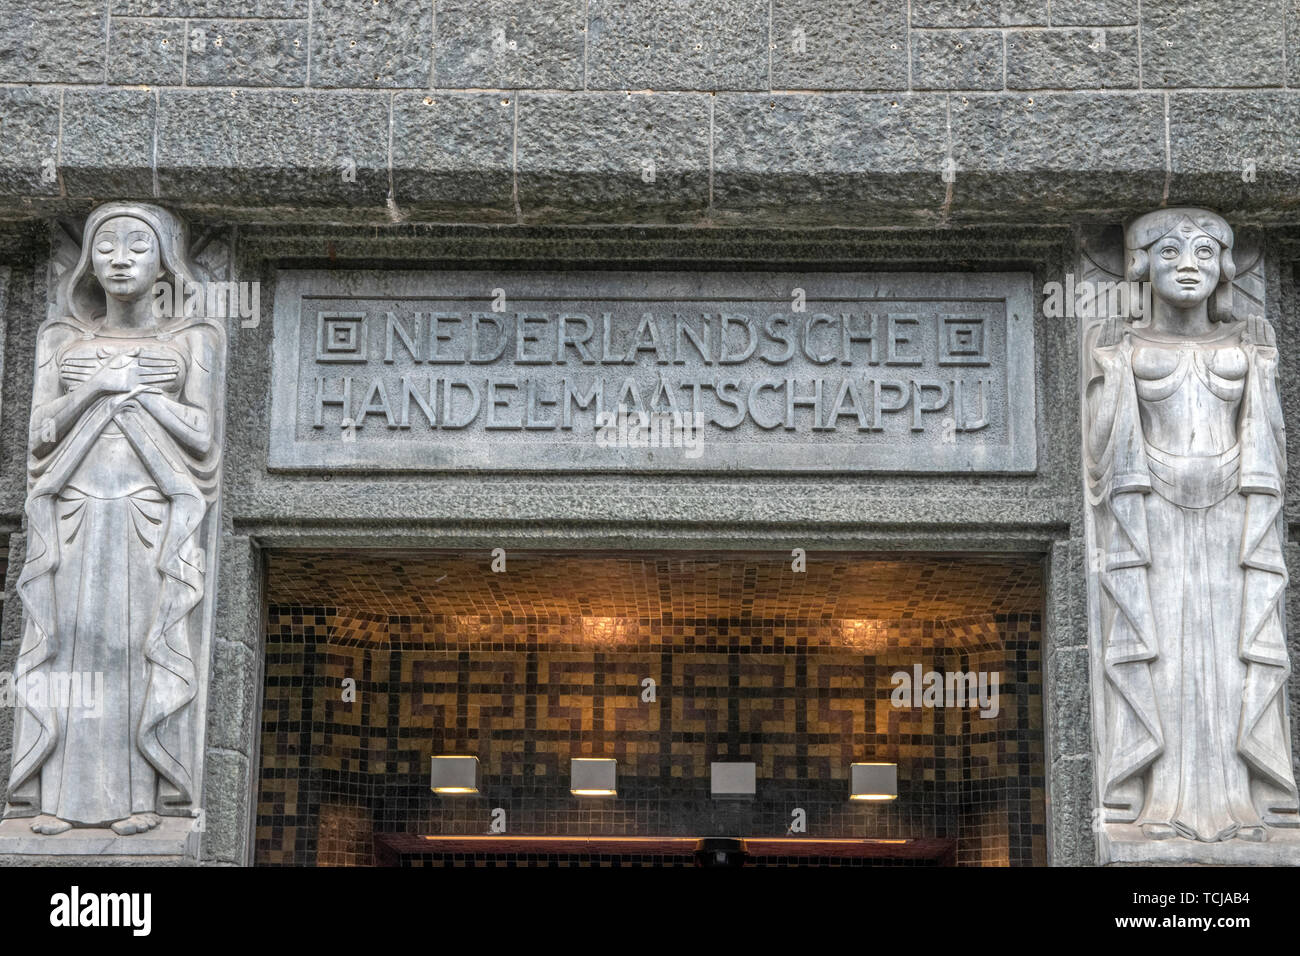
0,1,1297,867
0,1,1298,225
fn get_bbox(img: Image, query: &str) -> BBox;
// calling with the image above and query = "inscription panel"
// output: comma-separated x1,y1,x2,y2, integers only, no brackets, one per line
268,271,1036,472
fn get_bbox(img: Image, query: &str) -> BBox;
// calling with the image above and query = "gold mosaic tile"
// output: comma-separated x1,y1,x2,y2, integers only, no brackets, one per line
267,551,1044,621
254,551,1046,867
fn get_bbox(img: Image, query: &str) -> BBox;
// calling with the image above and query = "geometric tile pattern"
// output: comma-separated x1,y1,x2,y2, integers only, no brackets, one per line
255,552,1045,867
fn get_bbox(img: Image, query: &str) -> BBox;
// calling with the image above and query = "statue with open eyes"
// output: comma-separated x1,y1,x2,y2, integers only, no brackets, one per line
1085,207,1299,844
5,203,225,836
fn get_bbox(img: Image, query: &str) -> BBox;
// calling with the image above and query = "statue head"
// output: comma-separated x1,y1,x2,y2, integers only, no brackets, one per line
1125,207,1236,321
62,202,201,325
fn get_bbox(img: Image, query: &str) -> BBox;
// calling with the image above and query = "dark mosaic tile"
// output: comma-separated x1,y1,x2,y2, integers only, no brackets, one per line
254,553,1045,867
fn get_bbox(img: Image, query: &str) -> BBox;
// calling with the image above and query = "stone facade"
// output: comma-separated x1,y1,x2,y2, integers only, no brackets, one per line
0,2,1298,223
0,3,1297,866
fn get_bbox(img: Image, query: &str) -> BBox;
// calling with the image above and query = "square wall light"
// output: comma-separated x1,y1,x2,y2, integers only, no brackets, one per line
850,762,898,801
711,762,756,797
571,758,617,796
431,755,479,794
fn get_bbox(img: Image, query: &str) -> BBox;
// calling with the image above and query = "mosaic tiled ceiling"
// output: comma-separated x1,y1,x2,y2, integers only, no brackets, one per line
266,551,1043,621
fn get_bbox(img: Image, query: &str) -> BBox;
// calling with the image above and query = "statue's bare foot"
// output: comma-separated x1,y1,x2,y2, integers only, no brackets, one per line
1140,823,1178,840
1237,826,1268,843
110,813,161,835
30,814,73,835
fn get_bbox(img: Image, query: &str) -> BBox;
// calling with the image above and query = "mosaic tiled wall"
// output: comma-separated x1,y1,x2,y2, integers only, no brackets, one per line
255,553,1045,867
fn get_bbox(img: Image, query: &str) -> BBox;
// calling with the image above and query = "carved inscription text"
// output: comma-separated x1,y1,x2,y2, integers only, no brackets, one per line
269,271,1035,472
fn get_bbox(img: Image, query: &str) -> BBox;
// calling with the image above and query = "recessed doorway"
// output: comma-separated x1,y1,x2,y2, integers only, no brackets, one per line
254,550,1045,866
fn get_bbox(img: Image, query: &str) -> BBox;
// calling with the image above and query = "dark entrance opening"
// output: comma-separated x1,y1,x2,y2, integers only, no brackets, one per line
255,550,1046,866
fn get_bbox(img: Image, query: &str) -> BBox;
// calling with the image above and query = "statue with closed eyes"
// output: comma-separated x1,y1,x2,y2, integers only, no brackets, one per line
5,203,226,836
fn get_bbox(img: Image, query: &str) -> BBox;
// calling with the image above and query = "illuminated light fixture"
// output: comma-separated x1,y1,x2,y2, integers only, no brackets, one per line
711,762,756,797
570,758,617,796
580,616,631,646
430,755,479,794
838,619,892,652
850,762,898,801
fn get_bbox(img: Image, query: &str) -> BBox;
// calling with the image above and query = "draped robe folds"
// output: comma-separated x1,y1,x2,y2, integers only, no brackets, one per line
1087,323,1300,840
6,316,223,824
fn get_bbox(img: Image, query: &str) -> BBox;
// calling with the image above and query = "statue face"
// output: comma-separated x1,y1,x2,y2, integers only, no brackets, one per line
1149,224,1221,308
91,216,162,302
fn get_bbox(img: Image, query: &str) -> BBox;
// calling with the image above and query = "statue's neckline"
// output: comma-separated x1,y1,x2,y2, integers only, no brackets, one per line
1128,322,1242,345
81,316,198,338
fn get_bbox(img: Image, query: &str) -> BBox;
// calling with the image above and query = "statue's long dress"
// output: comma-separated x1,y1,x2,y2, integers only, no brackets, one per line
44,411,170,824
7,318,220,825
1089,322,1300,841
1135,338,1258,839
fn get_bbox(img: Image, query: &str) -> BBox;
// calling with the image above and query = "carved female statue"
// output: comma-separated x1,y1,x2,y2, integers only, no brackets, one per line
6,203,225,835
1086,208,1298,842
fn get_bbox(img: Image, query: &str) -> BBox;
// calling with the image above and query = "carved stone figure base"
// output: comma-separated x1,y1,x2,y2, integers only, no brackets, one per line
0,815,201,861
1100,824,1300,865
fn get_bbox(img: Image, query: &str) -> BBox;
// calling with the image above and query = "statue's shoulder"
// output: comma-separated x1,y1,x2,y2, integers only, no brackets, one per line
173,316,224,342
38,315,90,341
1089,316,1131,351
169,318,224,371
35,316,90,363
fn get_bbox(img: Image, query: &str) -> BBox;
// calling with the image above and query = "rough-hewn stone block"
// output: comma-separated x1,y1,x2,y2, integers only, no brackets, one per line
587,0,769,91
1006,27,1138,89
1049,646,1091,757
391,92,516,220
108,17,185,86
1140,0,1284,87
200,749,250,863
207,639,258,754
61,89,156,197
187,18,308,87
309,0,431,88
770,0,908,91
0,0,105,83
949,93,1166,217
114,0,305,16
516,93,710,223
214,535,263,653
434,0,585,89
156,90,389,208
911,29,1004,90
1288,2,1300,88
911,0,1048,28
713,93,949,224
1049,755,1097,865
0,89,61,197
1168,92,1300,217
1049,0,1137,26
1048,538,1088,652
